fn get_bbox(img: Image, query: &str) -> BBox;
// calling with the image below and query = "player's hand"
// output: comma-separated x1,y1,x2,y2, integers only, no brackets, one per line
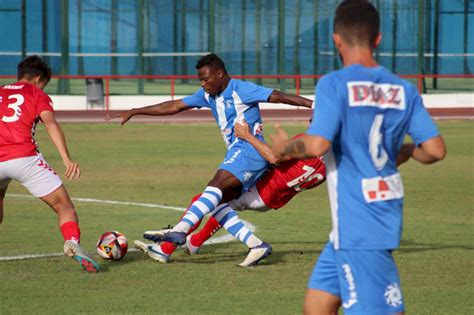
396,143,415,166
270,124,290,159
104,110,134,126
63,159,81,180
234,120,251,140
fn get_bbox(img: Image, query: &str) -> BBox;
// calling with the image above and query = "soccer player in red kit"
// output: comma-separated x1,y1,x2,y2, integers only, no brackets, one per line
0,55,99,273
136,119,326,266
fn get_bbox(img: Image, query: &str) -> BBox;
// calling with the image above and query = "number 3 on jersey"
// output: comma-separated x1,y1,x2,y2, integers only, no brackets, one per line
2,94,25,123
369,114,388,170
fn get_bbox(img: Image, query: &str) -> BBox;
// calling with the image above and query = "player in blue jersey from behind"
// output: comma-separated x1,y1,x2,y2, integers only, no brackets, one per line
107,54,312,266
271,1,446,314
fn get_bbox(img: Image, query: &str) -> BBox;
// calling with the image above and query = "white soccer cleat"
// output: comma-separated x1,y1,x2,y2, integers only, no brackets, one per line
135,240,170,263
64,240,100,273
147,243,170,263
134,240,152,254
182,235,200,256
238,242,272,267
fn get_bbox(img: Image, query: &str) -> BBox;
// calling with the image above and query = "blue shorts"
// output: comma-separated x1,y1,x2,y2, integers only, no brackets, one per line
219,141,268,191
308,242,405,314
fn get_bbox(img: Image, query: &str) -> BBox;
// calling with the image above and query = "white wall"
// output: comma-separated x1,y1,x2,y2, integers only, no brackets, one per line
50,93,473,110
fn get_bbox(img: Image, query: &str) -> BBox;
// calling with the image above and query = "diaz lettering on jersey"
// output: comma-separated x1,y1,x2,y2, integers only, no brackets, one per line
2,85,24,90
347,81,405,110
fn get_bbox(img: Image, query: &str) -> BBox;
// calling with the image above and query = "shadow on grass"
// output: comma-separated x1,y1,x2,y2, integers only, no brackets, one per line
119,240,325,267
95,249,152,270
398,239,473,254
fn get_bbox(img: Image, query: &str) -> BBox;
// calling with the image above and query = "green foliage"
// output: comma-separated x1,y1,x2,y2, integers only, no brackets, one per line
0,121,472,314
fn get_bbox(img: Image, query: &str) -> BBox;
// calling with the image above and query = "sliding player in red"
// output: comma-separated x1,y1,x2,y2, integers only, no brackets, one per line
136,119,326,266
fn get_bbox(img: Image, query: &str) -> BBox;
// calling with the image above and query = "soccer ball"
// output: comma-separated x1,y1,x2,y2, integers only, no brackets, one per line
96,231,128,260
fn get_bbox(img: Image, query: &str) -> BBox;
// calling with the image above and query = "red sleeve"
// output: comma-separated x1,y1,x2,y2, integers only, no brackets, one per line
35,87,54,116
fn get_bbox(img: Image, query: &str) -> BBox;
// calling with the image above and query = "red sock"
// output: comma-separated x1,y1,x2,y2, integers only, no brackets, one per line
160,193,203,255
190,216,222,248
60,221,81,243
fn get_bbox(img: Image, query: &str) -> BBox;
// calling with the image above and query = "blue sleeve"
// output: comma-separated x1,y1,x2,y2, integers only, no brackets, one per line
236,80,273,105
306,75,341,142
182,88,209,108
407,90,440,145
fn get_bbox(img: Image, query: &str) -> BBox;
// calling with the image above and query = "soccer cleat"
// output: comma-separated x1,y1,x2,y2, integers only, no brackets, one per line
143,225,174,237
182,235,200,256
134,240,152,254
64,240,100,273
135,240,169,263
143,228,173,237
238,242,272,267
143,230,187,246
147,243,170,263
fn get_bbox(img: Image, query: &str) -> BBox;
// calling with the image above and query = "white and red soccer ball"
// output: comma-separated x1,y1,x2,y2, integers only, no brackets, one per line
96,231,128,260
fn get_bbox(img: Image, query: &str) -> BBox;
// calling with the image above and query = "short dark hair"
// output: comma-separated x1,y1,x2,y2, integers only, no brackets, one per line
334,0,380,48
195,53,227,73
17,55,52,83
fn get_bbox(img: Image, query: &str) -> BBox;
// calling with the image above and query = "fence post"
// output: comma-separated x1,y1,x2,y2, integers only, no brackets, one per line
171,78,175,100
417,75,423,94
105,78,110,111
417,0,425,93
296,76,300,96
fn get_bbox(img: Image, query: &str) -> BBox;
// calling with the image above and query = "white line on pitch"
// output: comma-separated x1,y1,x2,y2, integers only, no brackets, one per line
8,194,186,212
1,194,255,262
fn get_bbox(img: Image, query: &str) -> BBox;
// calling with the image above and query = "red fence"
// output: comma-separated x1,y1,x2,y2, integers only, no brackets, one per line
1,74,473,111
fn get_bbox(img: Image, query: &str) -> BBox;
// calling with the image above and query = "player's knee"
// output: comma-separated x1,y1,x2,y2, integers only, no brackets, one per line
208,169,240,190
303,290,340,315
304,304,338,315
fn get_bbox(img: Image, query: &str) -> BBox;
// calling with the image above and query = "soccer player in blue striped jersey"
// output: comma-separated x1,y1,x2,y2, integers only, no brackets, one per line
271,1,446,314
107,54,312,266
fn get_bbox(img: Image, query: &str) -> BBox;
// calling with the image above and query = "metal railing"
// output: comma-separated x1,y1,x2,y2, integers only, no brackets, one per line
0,74,472,111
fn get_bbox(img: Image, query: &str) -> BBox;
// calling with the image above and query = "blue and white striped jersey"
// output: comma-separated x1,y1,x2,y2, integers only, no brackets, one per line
182,79,273,149
307,65,440,250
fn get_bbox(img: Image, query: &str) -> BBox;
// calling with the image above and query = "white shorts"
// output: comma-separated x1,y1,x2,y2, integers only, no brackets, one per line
0,154,63,197
228,185,271,212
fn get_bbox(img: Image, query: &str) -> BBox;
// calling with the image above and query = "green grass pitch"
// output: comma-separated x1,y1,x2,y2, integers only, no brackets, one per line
0,121,472,314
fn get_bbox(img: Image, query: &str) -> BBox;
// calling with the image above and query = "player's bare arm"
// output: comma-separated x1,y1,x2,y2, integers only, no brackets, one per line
268,90,313,108
105,99,191,125
235,120,279,164
40,110,80,180
270,125,330,161
397,136,446,166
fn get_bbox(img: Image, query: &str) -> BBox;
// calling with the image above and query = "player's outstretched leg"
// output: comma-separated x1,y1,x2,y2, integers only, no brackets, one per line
184,216,222,255
211,203,272,267
140,194,205,262
144,186,223,245
41,185,100,273
142,220,203,263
